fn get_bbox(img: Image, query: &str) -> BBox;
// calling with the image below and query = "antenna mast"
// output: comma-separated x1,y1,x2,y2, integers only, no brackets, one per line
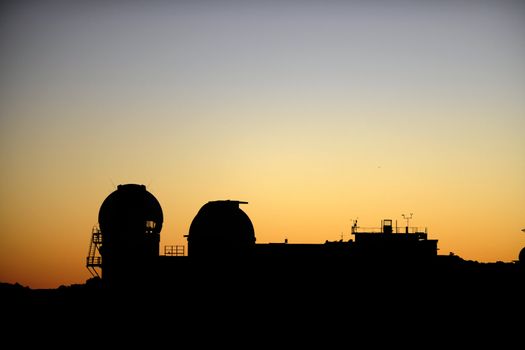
402,213,413,234
351,218,358,234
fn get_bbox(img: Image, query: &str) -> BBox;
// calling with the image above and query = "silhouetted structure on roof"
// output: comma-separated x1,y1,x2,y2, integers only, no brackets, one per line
351,219,438,261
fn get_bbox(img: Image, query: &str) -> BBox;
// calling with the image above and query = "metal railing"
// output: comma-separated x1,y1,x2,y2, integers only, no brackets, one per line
352,227,427,234
164,245,185,256
86,256,102,266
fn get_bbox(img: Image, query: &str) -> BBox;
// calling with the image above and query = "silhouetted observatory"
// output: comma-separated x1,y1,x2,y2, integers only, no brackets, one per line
98,184,163,283
187,200,255,258
99,184,163,232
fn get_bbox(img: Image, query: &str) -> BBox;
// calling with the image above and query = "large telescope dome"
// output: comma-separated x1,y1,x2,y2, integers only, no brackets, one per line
97,184,163,285
99,184,163,234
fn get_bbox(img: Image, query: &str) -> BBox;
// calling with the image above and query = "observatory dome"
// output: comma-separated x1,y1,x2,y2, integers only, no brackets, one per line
98,184,163,234
188,200,255,257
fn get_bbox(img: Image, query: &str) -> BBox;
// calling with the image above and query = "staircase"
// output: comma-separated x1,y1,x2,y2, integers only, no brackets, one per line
86,226,103,277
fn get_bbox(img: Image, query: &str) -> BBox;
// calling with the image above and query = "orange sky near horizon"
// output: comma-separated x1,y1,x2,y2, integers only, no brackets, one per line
1,1,524,289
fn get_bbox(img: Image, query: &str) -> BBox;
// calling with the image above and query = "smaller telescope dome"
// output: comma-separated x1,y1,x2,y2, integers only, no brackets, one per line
187,200,255,257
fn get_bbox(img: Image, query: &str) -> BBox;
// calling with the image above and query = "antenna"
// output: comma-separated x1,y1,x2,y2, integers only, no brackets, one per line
147,179,154,190
402,213,413,233
351,217,359,234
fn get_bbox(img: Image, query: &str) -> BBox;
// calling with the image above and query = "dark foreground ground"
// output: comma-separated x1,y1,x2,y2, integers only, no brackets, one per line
1,259,523,345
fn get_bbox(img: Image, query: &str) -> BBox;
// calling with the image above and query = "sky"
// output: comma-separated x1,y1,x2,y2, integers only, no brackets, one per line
1,0,524,289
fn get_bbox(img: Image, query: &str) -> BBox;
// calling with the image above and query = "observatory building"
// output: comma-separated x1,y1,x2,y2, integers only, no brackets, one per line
87,184,163,285
87,184,451,286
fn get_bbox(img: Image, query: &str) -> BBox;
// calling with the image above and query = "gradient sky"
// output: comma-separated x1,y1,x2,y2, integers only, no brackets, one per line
1,1,524,288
